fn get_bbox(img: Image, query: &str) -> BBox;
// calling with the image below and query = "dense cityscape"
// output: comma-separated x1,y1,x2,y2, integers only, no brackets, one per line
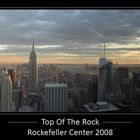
0,42,140,112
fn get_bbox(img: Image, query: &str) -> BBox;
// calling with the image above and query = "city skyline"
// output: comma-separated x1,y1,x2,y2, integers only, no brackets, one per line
0,10,140,64
0,39,140,112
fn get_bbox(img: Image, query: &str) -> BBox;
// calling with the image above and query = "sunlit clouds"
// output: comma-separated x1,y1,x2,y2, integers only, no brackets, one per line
0,10,140,64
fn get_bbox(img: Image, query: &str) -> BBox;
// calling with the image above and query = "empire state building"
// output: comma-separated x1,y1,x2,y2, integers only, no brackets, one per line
28,42,38,93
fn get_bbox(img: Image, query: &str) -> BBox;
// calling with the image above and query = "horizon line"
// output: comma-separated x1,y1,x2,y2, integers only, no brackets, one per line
0,63,139,65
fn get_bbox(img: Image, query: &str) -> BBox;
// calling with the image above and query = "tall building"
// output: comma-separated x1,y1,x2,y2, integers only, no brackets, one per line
87,78,98,103
44,83,68,112
132,71,140,112
117,67,130,100
12,88,21,112
132,88,140,112
118,67,128,85
97,43,112,102
0,68,15,112
8,69,16,88
98,57,112,101
132,71,140,89
28,42,38,93
111,66,120,93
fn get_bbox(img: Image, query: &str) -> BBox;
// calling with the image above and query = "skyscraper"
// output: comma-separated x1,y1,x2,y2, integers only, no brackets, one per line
132,71,140,112
8,69,16,88
12,89,21,112
28,42,38,93
98,57,112,101
87,78,98,103
44,83,68,112
117,67,130,100
0,68,14,112
98,43,112,102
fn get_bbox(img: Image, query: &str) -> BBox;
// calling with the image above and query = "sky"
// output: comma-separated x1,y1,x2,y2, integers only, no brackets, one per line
0,10,140,64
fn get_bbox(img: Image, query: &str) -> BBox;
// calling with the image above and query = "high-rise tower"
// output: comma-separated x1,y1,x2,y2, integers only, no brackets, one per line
44,83,68,112
97,43,112,101
28,42,38,93
0,68,14,112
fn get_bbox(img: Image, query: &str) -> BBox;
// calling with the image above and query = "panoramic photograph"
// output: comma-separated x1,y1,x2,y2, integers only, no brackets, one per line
0,10,140,112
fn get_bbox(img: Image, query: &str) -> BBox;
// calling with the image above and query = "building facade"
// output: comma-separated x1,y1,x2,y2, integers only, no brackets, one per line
0,68,15,112
28,42,38,93
44,83,68,112
98,57,112,101
132,71,140,112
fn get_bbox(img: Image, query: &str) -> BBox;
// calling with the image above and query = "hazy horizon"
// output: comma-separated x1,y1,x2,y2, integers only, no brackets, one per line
0,63,139,66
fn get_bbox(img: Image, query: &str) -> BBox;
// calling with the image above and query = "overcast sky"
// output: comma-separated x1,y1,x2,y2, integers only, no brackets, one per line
0,10,140,64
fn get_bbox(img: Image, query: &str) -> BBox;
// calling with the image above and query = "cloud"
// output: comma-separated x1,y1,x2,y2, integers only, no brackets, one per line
0,10,140,63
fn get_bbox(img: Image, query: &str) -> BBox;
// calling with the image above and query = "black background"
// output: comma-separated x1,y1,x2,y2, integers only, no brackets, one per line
0,0,140,138
1,113,139,137
0,0,140,8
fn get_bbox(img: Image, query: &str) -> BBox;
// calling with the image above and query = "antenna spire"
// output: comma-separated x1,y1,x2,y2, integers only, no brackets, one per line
104,42,106,58
32,42,34,51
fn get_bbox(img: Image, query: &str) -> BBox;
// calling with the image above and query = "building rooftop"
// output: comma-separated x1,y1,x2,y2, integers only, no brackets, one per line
96,101,108,106
84,102,120,112
45,83,67,87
